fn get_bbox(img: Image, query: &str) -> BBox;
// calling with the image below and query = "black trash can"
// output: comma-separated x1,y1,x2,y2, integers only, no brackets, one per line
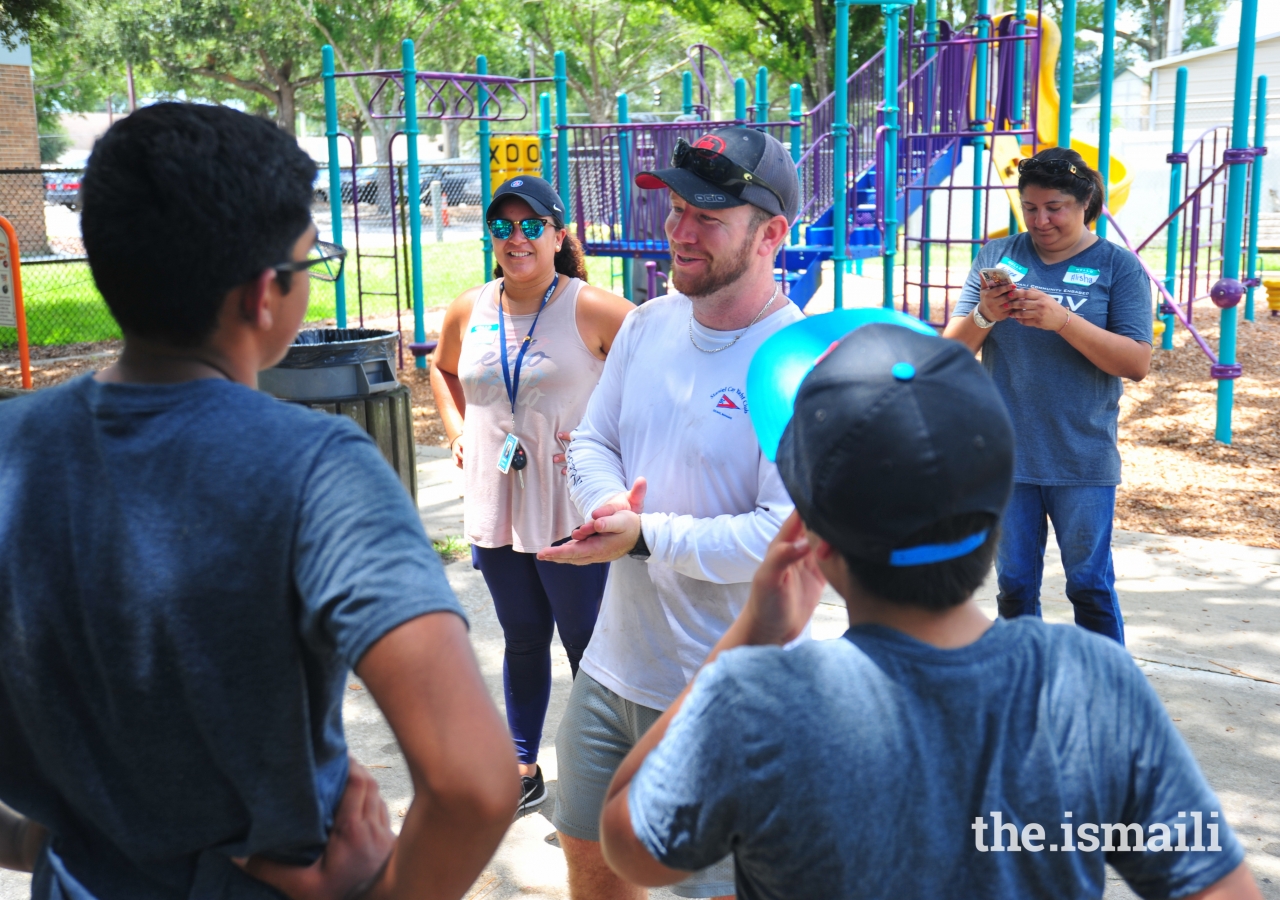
259,328,417,498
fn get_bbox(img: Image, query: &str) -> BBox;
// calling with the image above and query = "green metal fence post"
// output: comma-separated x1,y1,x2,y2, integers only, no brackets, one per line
756,66,769,124
971,0,990,260
1059,0,1075,147
321,45,346,328
734,78,748,121
618,93,633,303
1216,0,1258,444
1162,67,1187,352
1096,0,1116,238
833,0,849,309
882,3,901,310
478,55,493,284
402,41,426,367
1246,74,1267,322
540,93,553,181
790,83,803,246
555,51,570,216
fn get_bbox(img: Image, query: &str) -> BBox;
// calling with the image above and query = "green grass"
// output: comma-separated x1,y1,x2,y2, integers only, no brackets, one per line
431,535,470,565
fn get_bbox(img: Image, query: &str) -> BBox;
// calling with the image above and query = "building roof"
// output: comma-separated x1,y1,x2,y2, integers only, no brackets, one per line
1149,30,1280,70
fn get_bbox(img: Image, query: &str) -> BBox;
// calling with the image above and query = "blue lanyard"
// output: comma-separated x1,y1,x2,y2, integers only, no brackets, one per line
497,274,558,420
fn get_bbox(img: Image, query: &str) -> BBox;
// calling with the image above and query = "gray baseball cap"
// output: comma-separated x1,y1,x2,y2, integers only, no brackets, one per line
636,127,800,224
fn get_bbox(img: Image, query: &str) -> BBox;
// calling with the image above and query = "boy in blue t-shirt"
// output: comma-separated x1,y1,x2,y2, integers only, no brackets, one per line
598,324,1260,899
0,104,517,899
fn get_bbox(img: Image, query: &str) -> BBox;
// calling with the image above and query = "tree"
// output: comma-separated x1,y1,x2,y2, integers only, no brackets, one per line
30,16,113,160
0,0,66,48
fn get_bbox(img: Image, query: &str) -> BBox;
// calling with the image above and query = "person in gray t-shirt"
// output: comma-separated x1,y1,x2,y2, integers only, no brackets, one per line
945,147,1153,645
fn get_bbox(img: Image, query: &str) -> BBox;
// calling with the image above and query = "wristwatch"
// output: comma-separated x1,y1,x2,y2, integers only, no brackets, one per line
628,529,651,561
973,305,996,329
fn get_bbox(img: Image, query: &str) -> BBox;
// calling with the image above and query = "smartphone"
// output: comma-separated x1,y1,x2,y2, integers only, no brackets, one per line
980,267,1014,288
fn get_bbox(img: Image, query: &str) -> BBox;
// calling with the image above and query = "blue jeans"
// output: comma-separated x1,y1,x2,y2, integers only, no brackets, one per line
995,484,1124,644
472,545,608,764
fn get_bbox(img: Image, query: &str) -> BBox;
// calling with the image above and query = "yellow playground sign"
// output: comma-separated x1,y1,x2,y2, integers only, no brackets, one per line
489,136,542,192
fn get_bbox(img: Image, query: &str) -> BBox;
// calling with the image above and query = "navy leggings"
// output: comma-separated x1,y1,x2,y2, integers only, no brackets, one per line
472,545,607,765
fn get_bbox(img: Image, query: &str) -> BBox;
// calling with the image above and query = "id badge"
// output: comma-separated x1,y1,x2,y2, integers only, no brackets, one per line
497,433,519,474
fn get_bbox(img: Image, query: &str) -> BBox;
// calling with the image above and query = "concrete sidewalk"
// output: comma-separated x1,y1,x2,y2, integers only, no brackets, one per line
2,451,1276,900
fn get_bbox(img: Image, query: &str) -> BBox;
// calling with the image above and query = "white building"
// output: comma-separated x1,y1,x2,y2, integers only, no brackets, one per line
1148,31,1280,134
1074,68,1151,132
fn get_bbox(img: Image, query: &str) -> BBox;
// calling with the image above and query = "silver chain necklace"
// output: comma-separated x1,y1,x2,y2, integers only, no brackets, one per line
688,282,780,354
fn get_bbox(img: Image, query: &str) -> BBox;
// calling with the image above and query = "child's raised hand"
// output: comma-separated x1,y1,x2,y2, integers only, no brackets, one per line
741,512,826,646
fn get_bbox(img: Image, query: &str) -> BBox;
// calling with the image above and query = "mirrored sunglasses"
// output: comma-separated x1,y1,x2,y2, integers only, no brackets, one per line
488,217,552,241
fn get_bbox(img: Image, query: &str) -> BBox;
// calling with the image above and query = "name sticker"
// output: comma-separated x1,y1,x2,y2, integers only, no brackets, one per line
997,256,1028,283
1063,265,1101,287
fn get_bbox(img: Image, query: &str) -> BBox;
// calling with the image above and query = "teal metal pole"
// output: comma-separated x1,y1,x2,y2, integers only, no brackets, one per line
1245,74,1267,322
734,78,748,121
403,41,426,367
971,0,990,260
756,66,769,123
922,0,938,320
321,45,346,328
1216,0,1258,444
833,0,849,309
1162,67,1187,352
554,51,570,216
539,93,553,181
882,4,900,310
1012,0,1027,136
682,71,694,116
618,93,633,303
1058,0,1075,147
478,55,493,284
790,83,803,246
1096,0,1115,238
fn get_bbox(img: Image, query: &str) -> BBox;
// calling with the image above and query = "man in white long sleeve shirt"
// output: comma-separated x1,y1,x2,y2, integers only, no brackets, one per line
537,127,803,900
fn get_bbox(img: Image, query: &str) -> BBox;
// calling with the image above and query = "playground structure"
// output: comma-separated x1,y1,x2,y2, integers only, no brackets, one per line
321,0,1267,444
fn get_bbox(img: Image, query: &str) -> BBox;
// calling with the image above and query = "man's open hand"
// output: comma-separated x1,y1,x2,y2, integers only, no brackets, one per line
538,478,647,565
240,757,394,900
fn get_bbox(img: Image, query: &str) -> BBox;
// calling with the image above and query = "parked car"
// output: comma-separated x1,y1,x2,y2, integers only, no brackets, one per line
312,165,381,204
439,165,483,206
43,170,83,210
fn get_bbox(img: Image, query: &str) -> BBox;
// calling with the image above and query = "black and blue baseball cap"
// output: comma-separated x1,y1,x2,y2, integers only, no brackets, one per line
764,321,1014,566
487,175,566,225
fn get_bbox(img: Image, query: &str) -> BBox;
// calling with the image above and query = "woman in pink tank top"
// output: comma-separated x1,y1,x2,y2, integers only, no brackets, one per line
431,177,632,812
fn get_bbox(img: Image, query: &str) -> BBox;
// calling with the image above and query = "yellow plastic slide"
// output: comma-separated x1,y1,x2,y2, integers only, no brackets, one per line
986,11,1132,235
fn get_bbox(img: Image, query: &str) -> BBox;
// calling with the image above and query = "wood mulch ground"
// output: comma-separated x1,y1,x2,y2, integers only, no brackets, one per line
3,308,1277,550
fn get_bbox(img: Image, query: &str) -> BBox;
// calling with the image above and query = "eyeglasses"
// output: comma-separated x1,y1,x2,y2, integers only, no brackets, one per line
1017,158,1089,181
671,137,787,211
273,238,347,282
488,217,553,241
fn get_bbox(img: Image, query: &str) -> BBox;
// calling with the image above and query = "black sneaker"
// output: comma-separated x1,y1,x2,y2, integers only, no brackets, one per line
517,766,546,814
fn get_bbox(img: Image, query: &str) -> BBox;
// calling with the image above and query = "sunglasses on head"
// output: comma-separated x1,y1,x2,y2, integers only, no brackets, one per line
1017,158,1089,181
671,137,787,211
488,217,555,241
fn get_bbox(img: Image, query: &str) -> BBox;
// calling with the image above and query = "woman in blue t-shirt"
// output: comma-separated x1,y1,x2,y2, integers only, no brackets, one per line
944,147,1154,643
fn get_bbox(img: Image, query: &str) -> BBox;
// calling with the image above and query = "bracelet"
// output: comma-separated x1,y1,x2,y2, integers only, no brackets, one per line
449,434,462,449
1057,311,1073,334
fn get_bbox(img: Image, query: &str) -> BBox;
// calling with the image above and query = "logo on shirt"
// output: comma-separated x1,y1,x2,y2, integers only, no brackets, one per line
1063,265,1101,287
997,256,1028,283
710,386,748,420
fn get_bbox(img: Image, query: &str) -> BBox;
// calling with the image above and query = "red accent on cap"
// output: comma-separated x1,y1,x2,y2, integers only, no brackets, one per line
636,172,668,190
694,135,726,154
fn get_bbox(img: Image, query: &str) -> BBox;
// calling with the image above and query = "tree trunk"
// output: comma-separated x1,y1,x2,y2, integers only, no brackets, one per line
444,120,461,158
277,81,297,136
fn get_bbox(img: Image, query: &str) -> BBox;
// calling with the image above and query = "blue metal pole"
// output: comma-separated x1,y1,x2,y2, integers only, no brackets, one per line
1246,74,1267,322
833,0,849,309
682,71,694,117
790,83,803,246
1058,0,1076,147
618,93,633,303
972,0,990,260
321,45,346,328
734,77,748,121
882,4,900,310
539,93,553,181
1162,67,1187,352
403,41,425,367
478,55,493,284
1216,0,1258,444
922,0,938,320
555,51,570,216
756,66,769,124
1096,0,1116,238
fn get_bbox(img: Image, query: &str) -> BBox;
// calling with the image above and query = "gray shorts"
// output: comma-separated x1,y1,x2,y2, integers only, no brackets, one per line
553,670,734,898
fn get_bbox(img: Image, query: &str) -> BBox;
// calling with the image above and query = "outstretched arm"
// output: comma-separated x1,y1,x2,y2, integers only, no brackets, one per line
0,802,46,873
